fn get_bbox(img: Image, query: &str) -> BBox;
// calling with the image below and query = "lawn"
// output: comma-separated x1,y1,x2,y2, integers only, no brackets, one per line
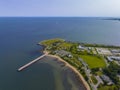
98,85,118,90
40,38,64,46
57,42,73,50
80,55,106,69
91,75,98,85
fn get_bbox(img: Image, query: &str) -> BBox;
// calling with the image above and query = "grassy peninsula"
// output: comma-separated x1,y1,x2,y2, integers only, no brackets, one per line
40,38,120,90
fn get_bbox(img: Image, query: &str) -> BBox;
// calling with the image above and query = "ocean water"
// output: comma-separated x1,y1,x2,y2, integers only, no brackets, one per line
0,17,120,90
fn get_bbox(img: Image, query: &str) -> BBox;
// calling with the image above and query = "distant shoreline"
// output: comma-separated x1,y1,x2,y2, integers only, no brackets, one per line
39,39,120,49
43,50,90,90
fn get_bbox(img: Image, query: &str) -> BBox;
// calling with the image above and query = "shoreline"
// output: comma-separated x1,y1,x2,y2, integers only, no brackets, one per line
44,51,90,90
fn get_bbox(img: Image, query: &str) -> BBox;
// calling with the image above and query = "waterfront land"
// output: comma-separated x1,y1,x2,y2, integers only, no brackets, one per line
40,38,120,90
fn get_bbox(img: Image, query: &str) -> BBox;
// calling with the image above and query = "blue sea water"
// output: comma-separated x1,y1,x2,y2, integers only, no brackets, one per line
0,17,120,90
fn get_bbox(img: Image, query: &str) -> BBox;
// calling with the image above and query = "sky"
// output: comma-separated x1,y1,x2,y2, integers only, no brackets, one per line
0,0,120,17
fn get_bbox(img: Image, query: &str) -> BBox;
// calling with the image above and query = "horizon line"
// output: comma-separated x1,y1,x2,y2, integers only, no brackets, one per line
0,16,119,18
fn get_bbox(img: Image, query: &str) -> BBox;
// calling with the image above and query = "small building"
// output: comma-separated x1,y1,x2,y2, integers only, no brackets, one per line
111,49,120,53
107,56,120,61
55,50,72,57
88,47,92,50
112,56,120,61
96,48,112,55
111,49,120,55
100,75,113,85
107,56,113,62
78,45,85,50
68,54,73,58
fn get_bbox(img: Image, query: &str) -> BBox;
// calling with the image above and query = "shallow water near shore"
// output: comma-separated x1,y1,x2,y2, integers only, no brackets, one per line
14,56,86,90
38,56,86,90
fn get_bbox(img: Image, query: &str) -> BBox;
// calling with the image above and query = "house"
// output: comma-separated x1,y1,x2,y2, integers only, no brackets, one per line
107,56,113,62
100,75,113,85
55,50,72,57
111,49,120,55
96,48,112,55
68,54,73,58
78,45,85,50
111,56,120,61
111,49,120,53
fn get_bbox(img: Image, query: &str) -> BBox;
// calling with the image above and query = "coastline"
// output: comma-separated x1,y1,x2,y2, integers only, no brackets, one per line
44,51,90,90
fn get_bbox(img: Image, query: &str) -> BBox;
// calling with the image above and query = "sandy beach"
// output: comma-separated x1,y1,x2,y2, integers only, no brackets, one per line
44,51,90,90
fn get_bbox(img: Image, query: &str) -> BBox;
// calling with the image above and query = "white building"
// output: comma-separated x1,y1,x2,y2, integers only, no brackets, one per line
96,48,112,55
107,56,120,61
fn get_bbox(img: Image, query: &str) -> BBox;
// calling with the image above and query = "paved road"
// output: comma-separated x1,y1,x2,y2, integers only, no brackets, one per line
79,58,97,90
95,76,104,88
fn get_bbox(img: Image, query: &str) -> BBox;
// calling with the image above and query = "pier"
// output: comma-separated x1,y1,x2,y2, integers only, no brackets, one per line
18,53,48,71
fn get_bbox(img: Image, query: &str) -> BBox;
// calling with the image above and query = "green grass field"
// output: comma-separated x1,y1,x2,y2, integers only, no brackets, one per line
40,38,64,46
98,85,118,90
80,55,106,69
91,75,98,85
57,42,73,49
